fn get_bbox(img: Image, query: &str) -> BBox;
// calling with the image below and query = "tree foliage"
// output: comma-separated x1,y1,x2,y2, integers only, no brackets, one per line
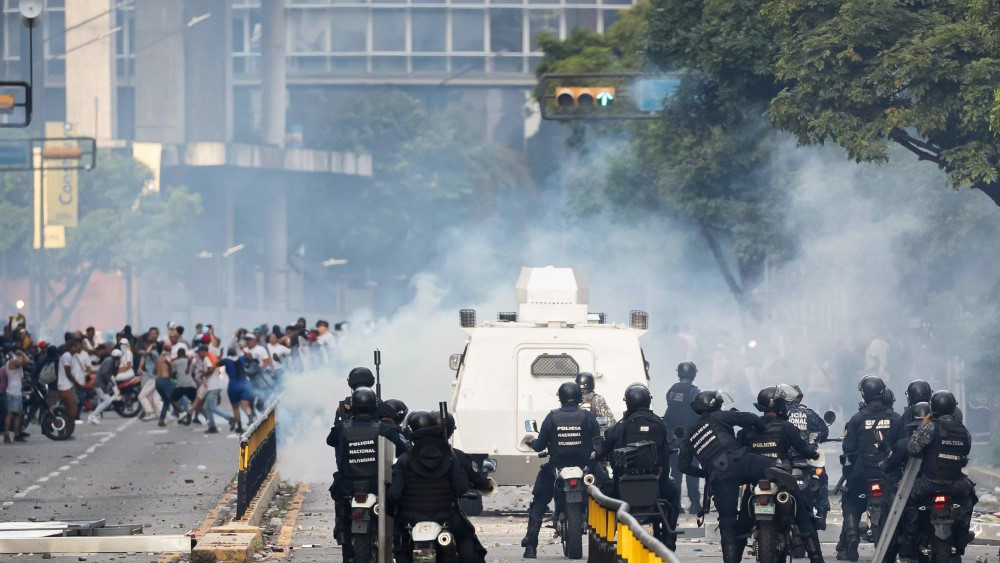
0,151,202,324
648,0,1000,206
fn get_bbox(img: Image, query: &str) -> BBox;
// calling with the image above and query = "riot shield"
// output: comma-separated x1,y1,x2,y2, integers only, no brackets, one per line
871,457,922,563
377,436,395,563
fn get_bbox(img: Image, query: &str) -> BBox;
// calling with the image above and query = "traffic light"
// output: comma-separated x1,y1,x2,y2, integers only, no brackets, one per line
0,94,14,114
555,87,616,109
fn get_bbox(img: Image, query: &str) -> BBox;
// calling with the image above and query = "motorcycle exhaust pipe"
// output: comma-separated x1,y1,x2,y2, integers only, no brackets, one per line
437,532,453,546
583,474,596,486
776,492,791,504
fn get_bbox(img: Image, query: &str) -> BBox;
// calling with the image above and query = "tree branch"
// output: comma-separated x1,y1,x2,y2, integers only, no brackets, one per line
698,221,744,298
888,128,943,165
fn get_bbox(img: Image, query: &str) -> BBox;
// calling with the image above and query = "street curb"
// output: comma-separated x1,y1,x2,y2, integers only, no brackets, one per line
191,469,280,563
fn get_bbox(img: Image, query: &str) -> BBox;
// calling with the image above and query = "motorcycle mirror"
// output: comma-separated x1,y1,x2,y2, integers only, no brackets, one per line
673,426,686,440
823,411,837,425
524,420,538,433
449,354,461,371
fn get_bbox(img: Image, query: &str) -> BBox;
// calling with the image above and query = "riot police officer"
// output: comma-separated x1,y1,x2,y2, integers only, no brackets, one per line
879,402,930,563
389,411,488,563
677,390,799,563
433,411,494,492
664,362,702,514
782,384,831,523
520,381,601,558
334,367,378,424
901,380,931,423
738,387,824,563
837,375,902,561
379,398,409,428
326,387,406,561
576,372,616,425
900,391,976,561
595,384,680,549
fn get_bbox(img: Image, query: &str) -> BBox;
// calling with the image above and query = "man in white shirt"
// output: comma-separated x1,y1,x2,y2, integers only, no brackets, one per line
5,348,29,443
266,333,290,373
315,320,336,365
58,340,86,428
117,338,135,381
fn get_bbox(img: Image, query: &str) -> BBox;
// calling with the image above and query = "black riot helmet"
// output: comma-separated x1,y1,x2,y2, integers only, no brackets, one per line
858,375,886,403
677,362,698,381
558,382,583,406
576,372,595,392
406,410,439,438
348,367,376,389
905,380,932,406
910,401,931,423
754,386,788,418
432,411,457,438
882,388,896,408
350,386,378,415
691,390,724,414
380,399,408,426
624,384,652,411
930,390,957,416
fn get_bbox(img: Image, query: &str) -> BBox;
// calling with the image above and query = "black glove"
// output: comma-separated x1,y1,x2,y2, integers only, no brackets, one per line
810,450,821,460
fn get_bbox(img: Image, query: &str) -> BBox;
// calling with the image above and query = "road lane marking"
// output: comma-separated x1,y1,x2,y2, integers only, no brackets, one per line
14,485,39,498
37,477,49,482
58,465,70,471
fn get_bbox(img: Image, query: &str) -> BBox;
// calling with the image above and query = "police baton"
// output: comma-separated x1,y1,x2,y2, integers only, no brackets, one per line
373,349,382,400
439,401,449,441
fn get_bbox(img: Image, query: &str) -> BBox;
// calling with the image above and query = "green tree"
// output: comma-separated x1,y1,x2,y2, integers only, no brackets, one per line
537,3,795,319
0,151,202,330
647,0,1000,207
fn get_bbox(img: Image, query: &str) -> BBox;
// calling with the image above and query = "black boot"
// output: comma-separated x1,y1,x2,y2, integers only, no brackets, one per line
840,517,859,562
521,514,543,559
805,532,825,563
722,540,744,563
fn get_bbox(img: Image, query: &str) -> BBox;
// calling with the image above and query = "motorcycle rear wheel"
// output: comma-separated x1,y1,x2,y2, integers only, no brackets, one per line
562,507,584,559
755,521,783,563
113,393,142,418
929,535,952,563
41,408,74,441
352,532,377,563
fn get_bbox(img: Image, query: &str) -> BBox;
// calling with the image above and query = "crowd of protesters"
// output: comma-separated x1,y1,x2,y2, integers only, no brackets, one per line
0,313,341,442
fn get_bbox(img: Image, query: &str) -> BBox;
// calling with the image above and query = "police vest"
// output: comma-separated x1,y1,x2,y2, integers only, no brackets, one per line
858,408,894,465
787,404,809,434
398,446,455,516
623,410,668,451
664,382,698,429
687,414,737,470
340,420,380,480
921,419,970,481
548,408,591,467
749,419,788,460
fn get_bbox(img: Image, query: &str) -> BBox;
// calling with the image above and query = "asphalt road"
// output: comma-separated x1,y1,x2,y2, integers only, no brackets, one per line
0,411,239,561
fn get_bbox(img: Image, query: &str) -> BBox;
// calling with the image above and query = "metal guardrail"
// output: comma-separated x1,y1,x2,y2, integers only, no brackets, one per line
236,402,277,520
587,485,681,563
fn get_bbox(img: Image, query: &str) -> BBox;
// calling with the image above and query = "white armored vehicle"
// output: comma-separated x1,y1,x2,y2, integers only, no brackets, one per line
448,266,650,487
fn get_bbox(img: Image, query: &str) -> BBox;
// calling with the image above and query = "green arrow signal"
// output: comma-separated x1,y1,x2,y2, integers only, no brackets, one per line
596,91,614,107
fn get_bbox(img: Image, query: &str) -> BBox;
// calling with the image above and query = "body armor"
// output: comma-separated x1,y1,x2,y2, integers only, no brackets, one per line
548,408,591,467
749,419,788,460
340,420,380,480
664,382,698,429
688,414,737,471
623,410,668,451
921,420,971,481
858,407,894,466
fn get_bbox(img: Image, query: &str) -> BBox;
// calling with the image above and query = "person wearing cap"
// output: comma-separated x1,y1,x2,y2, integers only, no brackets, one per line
88,349,122,425
116,338,135,382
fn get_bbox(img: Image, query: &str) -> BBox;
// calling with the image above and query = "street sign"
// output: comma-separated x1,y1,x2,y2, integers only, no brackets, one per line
636,78,681,112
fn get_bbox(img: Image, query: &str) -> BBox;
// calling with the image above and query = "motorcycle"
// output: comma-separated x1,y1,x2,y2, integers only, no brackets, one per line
348,481,380,563
548,458,592,560
748,466,804,563
908,492,960,563
402,485,496,562
110,375,143,418
21,382,75,440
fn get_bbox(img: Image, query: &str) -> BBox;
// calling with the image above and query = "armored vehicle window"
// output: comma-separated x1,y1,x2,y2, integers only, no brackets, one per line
530,353,579,377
